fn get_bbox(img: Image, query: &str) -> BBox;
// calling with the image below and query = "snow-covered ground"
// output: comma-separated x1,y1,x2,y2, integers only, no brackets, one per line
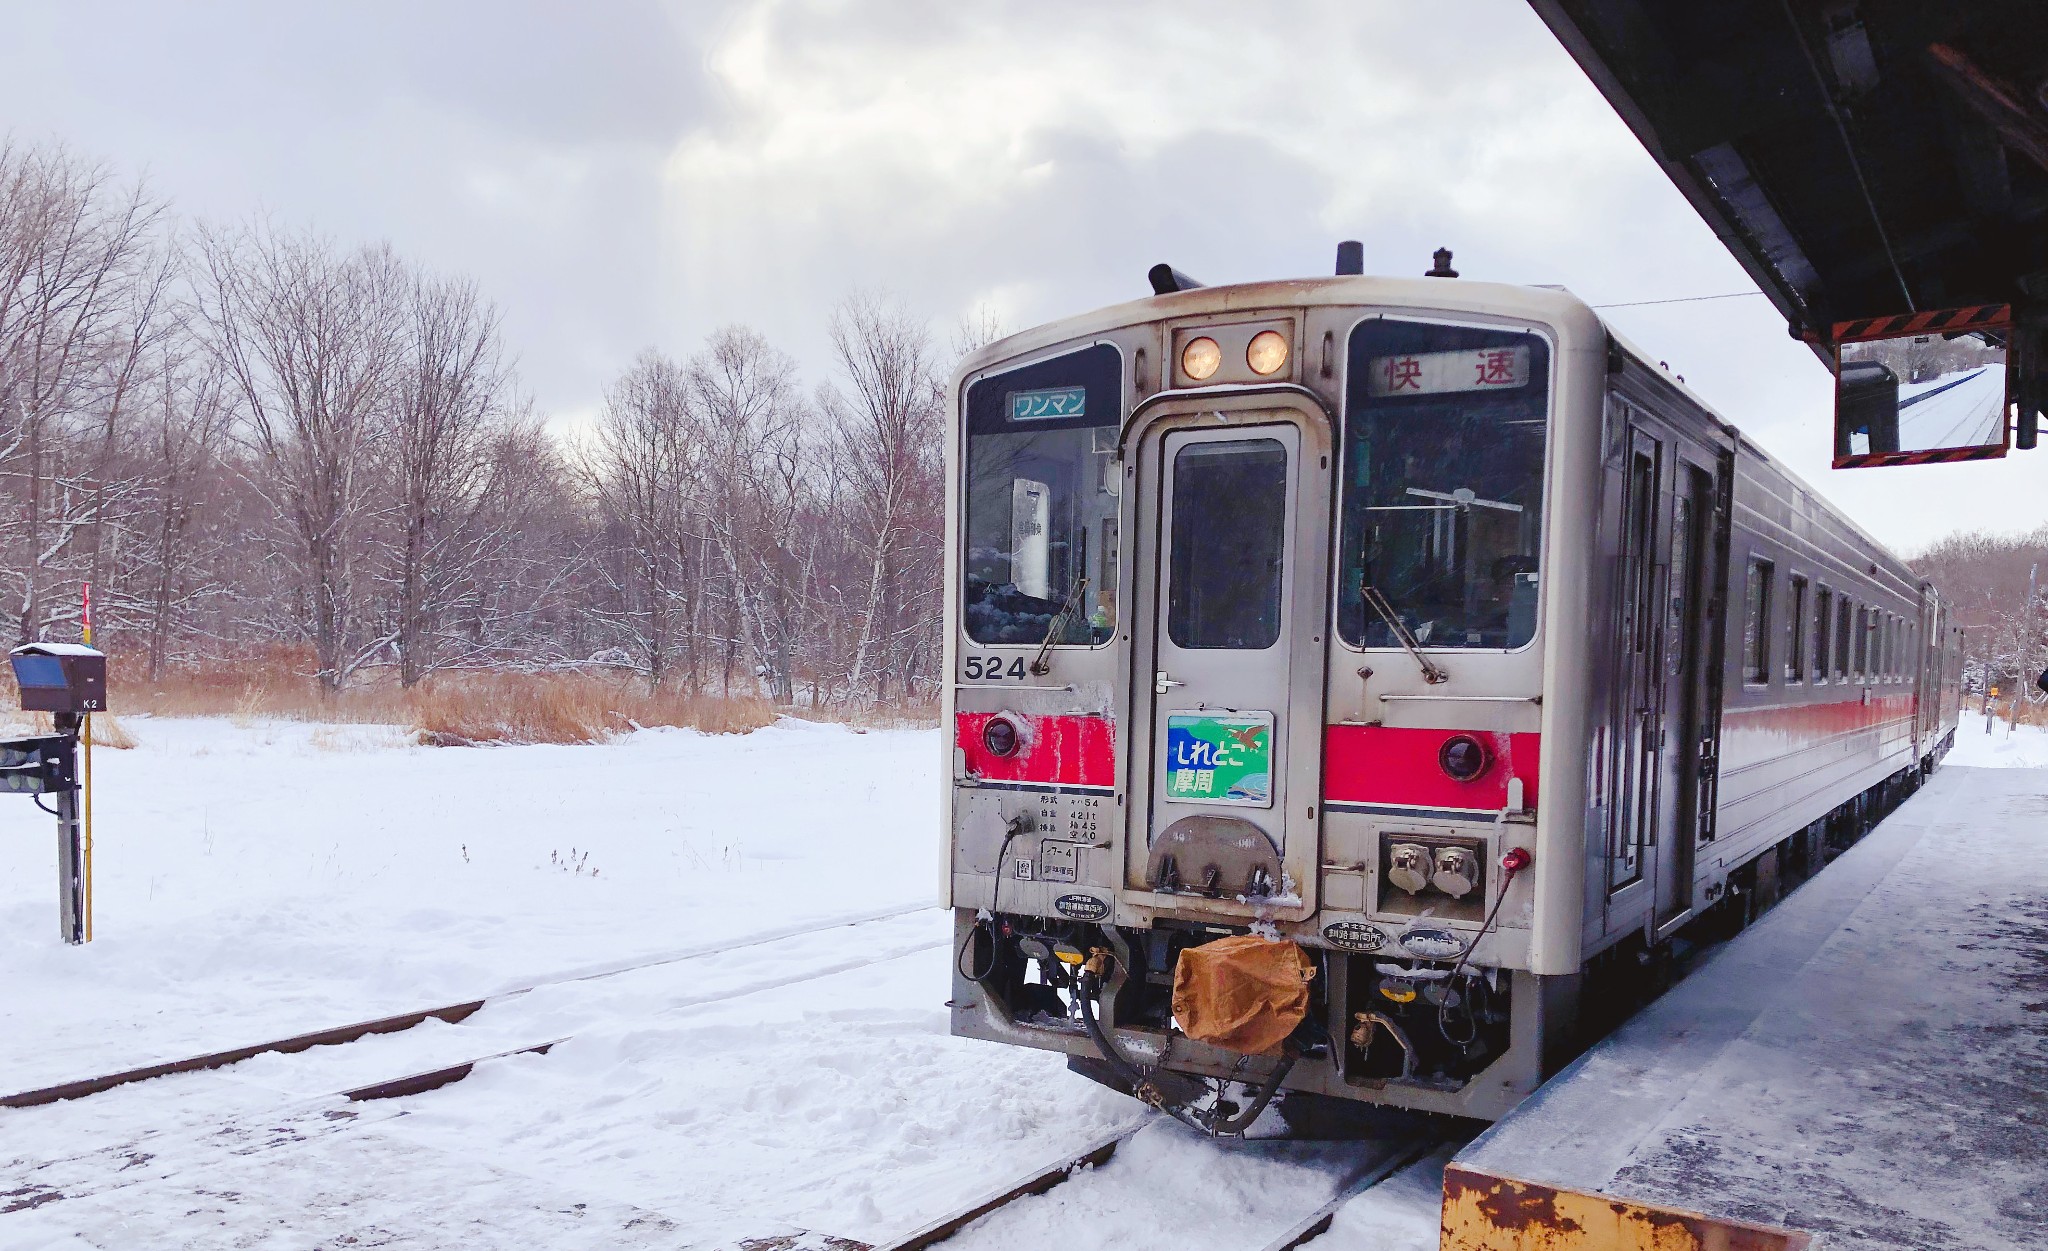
1948,707,2048,768
1895,363,2005,451
0,717,1440,1249
1,717,955,1086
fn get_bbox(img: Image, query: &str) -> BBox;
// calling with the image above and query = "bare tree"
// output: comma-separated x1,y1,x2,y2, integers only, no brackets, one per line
196,225,403,692
131,349,235,677
693,327,810,704
388,270,508,685
823,293,943,702
579,350,696,687
0,141,166,641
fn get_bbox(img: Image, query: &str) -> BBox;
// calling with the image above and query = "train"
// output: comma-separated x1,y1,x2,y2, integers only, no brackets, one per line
942,250,1963,1131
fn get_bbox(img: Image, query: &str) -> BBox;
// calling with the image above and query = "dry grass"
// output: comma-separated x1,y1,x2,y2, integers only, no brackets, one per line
1970,693,2048,729
0,709,137,748
88,648,934,745
404,672,782,745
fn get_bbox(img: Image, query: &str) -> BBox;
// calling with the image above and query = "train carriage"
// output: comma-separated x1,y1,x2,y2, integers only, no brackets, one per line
943,257,1962,1128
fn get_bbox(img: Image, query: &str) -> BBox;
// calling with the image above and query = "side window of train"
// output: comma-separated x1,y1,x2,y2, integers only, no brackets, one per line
1853,605,1870,679
1813,585,1833,684
1785,574,1809,683
1835,596,1853,680
1743,557,1774,686
1627,451,1657,654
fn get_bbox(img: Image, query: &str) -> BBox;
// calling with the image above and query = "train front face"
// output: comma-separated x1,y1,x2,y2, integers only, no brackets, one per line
944,278,1607,1122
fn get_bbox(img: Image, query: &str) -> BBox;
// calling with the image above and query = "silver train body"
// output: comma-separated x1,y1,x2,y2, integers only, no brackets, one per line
942,276,1962,1122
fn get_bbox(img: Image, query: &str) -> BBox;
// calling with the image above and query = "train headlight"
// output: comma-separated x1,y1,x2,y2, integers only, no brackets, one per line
1431,846,1480,898
982,716,1021,758
1246,330,1289,376
1387,843,1432,894
1438,734,1492,782
1181,336,1221,381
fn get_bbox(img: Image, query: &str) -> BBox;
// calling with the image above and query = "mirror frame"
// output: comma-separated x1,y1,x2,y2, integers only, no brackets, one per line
1831,303,2011,469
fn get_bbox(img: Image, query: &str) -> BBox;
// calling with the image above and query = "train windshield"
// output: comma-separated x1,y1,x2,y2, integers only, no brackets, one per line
962,343,1122,646
1337,318,1550,650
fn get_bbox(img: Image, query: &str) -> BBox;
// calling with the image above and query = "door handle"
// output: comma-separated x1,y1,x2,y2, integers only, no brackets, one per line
1155,671,1185,695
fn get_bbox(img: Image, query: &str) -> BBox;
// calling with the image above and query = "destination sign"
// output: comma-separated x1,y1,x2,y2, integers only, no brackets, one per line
1007,386,1088,421
1367,344,1531,398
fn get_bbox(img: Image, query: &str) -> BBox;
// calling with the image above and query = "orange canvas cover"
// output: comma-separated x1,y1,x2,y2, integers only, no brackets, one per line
1171,935,1315,1056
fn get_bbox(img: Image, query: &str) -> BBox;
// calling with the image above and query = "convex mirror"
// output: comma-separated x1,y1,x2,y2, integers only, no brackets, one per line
1833,305,2010,468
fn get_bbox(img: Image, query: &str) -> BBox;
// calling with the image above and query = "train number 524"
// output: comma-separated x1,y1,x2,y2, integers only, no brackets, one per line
963,655,1027,681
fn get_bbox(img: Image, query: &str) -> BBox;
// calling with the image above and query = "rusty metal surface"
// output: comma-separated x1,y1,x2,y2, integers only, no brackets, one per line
1441,1165,1811,1251
338,1039,560,1102
0,999,486,1108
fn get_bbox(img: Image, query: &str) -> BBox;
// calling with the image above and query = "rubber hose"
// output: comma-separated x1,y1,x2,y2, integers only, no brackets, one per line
1075,969,1150,1093
1203,1053,1295,1137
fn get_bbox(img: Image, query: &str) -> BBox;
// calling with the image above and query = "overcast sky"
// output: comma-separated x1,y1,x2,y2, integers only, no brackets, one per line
4,0,2041,553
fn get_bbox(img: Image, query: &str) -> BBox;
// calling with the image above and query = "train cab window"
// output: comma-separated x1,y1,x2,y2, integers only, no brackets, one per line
1785,574,1809,683
961,344,1122,646
1743,558,1774,685
1337,318,1550,650
1813,585,1833,684
1167,439,1287,649
1835,597,1853,679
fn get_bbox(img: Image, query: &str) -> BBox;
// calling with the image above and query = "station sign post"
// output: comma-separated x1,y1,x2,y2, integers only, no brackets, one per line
6,642,107,945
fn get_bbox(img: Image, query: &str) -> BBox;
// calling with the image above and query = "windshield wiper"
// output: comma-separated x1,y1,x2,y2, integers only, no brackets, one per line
1362,584,1449,685
1403,486,1524,514
1029,576,1088,676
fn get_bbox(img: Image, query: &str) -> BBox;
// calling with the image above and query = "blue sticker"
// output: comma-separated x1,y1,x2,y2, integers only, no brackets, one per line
1008,386,1087,421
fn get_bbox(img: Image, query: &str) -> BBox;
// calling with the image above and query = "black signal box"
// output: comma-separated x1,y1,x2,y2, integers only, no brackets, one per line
9,643,107,715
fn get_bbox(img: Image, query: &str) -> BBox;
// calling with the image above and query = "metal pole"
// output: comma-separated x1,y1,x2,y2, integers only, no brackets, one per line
53,717,83,945
80,583,93,943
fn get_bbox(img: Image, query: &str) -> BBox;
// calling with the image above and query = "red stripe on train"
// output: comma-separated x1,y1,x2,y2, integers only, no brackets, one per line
1324,725,1540,811
956,712,1116,787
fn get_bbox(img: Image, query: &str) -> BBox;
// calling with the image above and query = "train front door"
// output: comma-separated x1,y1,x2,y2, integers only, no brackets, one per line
1126,398,1331,920
1607,405,1729,936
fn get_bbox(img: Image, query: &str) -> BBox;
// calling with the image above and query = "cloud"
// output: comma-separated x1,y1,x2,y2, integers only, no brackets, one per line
0,0,2036,549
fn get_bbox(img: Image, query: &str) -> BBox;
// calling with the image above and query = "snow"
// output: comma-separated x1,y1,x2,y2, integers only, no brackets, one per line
0,716,943,1089
1895,364,2004,451
0,716,1421,1248
8,641,103,657
1947,708,2048,768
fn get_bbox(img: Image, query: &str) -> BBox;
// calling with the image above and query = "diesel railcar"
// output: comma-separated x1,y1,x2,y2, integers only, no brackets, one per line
943,258,1963,1128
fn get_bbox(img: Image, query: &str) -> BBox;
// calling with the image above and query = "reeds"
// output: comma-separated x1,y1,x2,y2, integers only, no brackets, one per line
91,649,935,744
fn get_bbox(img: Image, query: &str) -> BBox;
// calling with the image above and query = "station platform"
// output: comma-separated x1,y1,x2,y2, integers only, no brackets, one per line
1440,763,2048,1251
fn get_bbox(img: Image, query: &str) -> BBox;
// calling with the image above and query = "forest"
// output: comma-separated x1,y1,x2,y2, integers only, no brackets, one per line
0,140,956,727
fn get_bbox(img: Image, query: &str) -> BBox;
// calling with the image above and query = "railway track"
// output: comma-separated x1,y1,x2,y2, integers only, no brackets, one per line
722,1121,1441,1251
0,901,937,1110
6,907,1444,1249
3,912,955,1224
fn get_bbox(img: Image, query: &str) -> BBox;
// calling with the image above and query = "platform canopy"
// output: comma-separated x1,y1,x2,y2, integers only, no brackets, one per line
1527,1,2048,348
